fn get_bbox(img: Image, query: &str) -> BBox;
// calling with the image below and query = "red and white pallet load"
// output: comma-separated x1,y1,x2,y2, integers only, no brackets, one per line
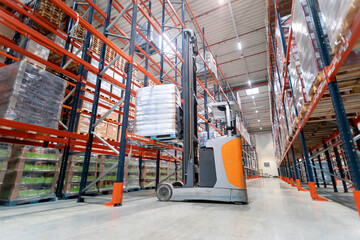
275,14,291,87
289,40,309,116
317,0,360,53
292,0,324,97
284,90,297,136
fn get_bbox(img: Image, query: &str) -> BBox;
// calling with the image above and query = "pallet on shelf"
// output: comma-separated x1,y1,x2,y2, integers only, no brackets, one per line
0,146,60,204
33,0,69,35
63,154,98,194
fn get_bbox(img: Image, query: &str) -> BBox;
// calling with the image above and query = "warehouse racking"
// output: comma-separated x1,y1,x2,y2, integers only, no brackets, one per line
0,0,258,206
267,0,360,214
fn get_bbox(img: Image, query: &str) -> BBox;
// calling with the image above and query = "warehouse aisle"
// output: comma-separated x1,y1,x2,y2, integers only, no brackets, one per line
1,178,359,240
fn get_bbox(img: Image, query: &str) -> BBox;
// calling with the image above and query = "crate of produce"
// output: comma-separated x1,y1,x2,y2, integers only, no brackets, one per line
63,154,98,195
0,61,66,129
97,155,119,191
0,146,60,204
0,143,12,188
126,157,140,190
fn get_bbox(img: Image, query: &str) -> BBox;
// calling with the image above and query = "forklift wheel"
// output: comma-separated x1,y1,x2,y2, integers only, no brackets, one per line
156,183,173,201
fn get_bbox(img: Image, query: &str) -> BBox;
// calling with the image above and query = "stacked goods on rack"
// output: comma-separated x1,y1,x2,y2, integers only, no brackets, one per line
126,157,140,190
0,146,59,203
195,50,218,79
0,23,15,63
278,104,288,156
318,0,360,53
23,39,50,69
288,42,309,119
0,61,66,129
141,160,156,188
77,58,118,139
0,143,12,188
97,155,118,191
135,84,181,140
292,0,324,104
64,154,97,194
33,0,68,34
284,90,297,137
160,160,168,182
135,21,161,55
90,36,125,70
168,162,177,183
46,33,80,73
275,15,291,88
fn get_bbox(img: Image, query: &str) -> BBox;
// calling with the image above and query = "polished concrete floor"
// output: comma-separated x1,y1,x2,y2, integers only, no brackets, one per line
0,178,359,240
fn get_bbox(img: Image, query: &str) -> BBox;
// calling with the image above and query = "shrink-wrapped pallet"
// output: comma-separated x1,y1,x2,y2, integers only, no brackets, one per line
284,90,297,134
318,0,360,53
135,84,181,138
0,62,66,129
135,21,161,55
195,50,218,79
292,0,323,96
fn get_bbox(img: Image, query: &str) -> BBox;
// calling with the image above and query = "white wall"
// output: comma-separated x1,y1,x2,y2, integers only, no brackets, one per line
255,132,278,176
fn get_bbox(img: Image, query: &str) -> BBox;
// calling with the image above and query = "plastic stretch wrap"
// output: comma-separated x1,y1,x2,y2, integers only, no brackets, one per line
195,50,218,79
318,0,360,53
292,0,323,96
284,90,296,133
275,15,291,83
135,84,181,137
126,158,140,189
23,39,50,69
0,62,66,129
135,21,161,55
289,47,306,114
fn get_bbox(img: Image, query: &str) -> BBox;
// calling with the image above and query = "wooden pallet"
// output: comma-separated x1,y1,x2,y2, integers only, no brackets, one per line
33,0,69,35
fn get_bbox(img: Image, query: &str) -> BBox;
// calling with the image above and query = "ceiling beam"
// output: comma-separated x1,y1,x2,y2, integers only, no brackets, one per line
208,27,265,47
227,68,267,79
219,51,266,65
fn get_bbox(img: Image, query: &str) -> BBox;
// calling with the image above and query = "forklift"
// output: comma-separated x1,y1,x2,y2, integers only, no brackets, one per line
156,29,248,204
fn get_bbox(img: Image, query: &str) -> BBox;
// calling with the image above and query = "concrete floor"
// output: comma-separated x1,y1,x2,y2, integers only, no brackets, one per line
0,178,359,240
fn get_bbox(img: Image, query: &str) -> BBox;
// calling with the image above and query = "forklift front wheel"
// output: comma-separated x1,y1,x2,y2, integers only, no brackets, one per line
156,183,173,201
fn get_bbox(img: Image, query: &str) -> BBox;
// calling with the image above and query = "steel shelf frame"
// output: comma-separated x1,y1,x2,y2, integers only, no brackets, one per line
0,0,259,204
267,0,360,212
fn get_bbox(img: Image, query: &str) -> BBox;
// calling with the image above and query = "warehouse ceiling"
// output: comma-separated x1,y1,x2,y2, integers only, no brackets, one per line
84,0,270,132
185,0,270,132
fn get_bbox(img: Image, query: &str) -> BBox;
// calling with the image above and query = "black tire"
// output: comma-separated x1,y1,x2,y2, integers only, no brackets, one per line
172,181,183,188
156,184,173,201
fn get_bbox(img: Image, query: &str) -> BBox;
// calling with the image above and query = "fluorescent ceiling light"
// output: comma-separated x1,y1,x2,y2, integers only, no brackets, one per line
237,41,242,50
255,110,258,113
258,119,261,122
246,87,259,96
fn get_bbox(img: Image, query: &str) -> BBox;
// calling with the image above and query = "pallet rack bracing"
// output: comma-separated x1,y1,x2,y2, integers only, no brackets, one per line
0,0,258,205
267,0,360,214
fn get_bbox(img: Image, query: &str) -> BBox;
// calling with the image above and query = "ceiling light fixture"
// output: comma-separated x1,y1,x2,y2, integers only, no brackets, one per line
237,41,242,50
246,87,258,96
258,119,260,122
260,127,263,130
248,80,251,86
255,110,258,113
